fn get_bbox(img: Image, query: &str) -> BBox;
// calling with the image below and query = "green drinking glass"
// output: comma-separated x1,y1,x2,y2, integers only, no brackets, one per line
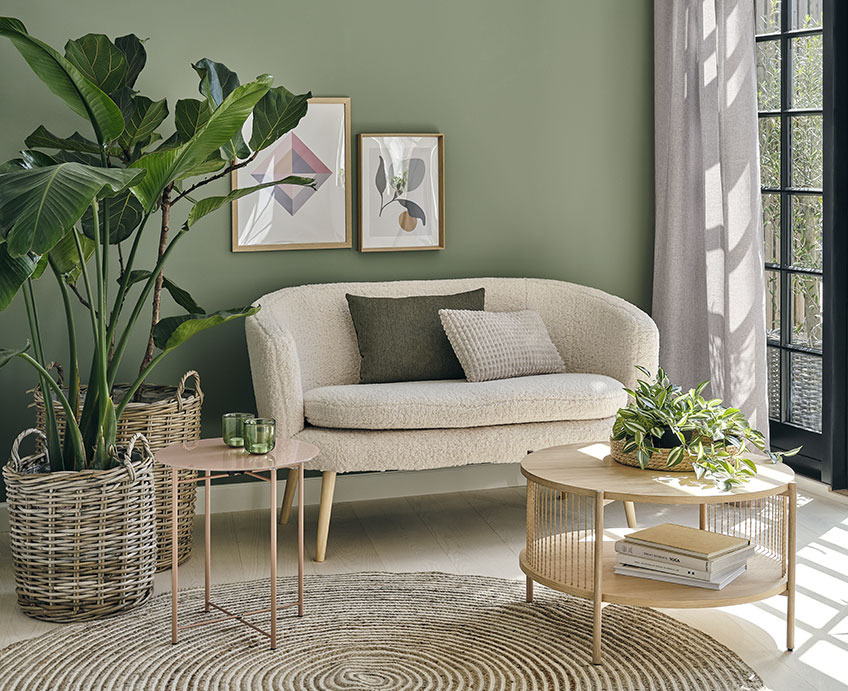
244,418,276,455
222,412,254,448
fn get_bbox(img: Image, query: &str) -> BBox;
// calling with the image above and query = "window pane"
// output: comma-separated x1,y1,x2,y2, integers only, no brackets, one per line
755,0,782,34
759,116,781,188
790,0,823,30
757,40,781,110
790,115,822,188
791,273,822,349
791,194,822,269
768,346,781,420
789,352,822,432
763,193,781,264
790,35,823,109
766,270,781,341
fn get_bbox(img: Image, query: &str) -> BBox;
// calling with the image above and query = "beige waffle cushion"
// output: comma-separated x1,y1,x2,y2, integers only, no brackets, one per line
439,309,565,382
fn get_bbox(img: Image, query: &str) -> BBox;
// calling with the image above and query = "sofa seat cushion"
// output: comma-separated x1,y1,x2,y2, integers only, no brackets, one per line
303,373,626,430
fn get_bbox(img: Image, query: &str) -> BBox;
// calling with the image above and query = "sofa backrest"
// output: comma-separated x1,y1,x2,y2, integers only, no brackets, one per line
248,276,656,395
250,278,526,393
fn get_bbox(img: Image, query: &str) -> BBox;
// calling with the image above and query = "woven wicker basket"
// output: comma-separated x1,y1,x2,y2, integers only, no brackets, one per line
32,370,202,571
3,429,157,622
609,435,697,472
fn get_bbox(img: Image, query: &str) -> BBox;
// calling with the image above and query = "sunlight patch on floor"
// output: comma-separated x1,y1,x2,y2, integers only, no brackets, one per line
799,640,848,685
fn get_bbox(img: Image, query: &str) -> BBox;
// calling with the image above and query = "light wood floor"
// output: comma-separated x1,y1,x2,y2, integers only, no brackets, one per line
2,485,847,691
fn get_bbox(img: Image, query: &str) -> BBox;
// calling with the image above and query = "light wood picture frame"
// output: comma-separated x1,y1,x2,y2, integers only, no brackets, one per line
231,97,352,251
358,133,445,252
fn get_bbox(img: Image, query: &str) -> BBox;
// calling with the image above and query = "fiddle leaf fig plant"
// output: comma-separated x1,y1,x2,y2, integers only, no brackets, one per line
0,18,314,472
612,366,801,490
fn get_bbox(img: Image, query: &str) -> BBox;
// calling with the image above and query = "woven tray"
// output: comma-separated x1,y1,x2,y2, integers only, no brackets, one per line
32,370,202,571
3,430,156,622
609,435,697,472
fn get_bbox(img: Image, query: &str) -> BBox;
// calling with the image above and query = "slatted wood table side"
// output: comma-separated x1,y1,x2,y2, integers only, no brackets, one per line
520,442,796,665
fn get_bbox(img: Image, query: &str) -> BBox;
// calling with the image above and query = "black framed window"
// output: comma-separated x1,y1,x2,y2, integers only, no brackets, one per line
755,0,824,474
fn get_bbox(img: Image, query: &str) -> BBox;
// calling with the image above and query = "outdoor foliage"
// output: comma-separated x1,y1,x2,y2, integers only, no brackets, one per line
0,19,313,471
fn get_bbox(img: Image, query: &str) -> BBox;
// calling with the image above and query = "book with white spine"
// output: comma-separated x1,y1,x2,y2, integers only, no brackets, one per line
615,539,755,572
613,563,747,590
615,554,748,582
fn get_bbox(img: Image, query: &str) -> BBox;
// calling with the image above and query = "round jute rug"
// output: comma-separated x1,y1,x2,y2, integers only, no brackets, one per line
0,572,763,690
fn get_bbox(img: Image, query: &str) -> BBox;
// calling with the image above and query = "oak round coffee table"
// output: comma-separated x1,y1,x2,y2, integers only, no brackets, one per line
157,437,319,650
520,442,796,665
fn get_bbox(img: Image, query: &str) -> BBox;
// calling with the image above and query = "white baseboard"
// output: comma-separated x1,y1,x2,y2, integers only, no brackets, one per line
0,463,526,532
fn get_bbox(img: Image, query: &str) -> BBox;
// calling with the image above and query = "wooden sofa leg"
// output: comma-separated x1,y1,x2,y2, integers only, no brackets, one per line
624,501,637,529
315,471,337,562
279,467,299,525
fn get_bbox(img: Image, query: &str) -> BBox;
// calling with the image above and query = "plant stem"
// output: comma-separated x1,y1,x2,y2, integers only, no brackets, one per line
51,262,80,469
22,280,64,469
109,227,187,386
171,154,257,204
138,184,172,380
106,212,151,353
17,352,86,468
115,351,168,420
74,219,111,467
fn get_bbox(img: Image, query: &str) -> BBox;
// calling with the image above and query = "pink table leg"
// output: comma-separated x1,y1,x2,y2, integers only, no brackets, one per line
205,469,211,612
298,462,304,616
270,467,277,650
171,468,178,644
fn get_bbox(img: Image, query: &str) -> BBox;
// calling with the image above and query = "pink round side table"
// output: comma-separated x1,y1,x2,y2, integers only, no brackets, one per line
156,437,320,650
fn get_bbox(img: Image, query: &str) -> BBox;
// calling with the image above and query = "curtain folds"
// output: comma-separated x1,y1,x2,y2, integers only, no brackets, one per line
653,0,770,437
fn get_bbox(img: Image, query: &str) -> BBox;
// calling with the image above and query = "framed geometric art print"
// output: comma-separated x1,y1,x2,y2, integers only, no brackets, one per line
358,133,445,252
232,97,351,251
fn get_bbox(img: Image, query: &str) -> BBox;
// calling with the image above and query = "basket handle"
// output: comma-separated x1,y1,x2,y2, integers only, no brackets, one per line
175,370,203,411
122,433,153,484
44,361,64,388
10,428,48,471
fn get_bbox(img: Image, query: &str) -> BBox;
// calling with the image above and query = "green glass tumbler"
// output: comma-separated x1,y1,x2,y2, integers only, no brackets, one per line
222,412,254,448
244,417,276,455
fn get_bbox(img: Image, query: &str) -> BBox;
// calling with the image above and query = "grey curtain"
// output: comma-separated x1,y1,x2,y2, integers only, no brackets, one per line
653,0,770,437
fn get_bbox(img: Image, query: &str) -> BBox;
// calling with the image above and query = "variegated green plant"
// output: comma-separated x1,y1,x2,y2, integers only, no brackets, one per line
612,367,800,490
0,18,314,471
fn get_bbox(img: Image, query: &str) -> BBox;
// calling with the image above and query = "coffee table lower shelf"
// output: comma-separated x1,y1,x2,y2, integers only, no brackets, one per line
519,538,788,609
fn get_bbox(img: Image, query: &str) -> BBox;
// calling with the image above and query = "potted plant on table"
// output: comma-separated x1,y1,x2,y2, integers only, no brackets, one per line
611,367,800,491
0,17,313,620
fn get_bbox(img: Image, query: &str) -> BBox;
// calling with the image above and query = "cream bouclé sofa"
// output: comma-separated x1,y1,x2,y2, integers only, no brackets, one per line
246,278,659,561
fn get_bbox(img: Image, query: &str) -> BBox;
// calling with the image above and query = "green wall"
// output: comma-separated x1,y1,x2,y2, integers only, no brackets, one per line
0,0,654,484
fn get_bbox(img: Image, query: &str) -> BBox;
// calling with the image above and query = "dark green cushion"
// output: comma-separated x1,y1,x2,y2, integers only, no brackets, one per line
346,289,486,383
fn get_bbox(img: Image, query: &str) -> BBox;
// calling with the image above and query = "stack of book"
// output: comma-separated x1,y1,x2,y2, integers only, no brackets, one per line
614,523,754,590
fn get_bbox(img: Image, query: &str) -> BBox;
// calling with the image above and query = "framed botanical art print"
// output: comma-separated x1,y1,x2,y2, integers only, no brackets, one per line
232,97,351,251
358,134,444,252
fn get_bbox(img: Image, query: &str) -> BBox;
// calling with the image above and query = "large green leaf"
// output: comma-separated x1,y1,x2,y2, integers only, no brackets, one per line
0,163,146,256
175,98,211,142
122,270,204,314
64,33,127,95
249,86,311,152
153,306,259,352
129,77,271,211
0,18,123,143
117,95,168,151
0,243,38,311
80,191,144,243
114,34,145,88
0,342,30,369
48,229,94,283
192,58,249,160
25,125,101,153
192,58,239,107
175,151,227,181
20,149,57,168
184,176,314,229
